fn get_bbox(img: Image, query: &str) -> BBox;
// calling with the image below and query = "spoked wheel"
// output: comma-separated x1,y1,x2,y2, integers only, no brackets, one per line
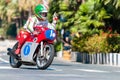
36,44,54,70
9,42,22,68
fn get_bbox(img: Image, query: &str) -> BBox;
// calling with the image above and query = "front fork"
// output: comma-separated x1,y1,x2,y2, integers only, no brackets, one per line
40,41,44,56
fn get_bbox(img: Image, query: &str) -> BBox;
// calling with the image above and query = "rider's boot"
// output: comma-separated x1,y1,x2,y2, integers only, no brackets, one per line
15,48,21,55
15,43,21,55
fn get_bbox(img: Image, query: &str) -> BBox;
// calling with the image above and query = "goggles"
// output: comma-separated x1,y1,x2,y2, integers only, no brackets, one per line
39,12,47,17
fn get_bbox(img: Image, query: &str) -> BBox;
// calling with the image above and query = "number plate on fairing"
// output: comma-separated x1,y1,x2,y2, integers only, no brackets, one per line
45,29,56,40
21,42,38,62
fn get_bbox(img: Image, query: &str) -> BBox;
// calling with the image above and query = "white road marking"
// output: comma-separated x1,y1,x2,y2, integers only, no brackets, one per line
114,71,120,73
0,66,14,69
48,67,63,71
34,74,83,77
0,53,7,56
75,69,109,73
0,57,9,63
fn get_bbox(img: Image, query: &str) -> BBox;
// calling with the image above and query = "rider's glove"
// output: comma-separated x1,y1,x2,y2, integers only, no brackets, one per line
52,12,58,24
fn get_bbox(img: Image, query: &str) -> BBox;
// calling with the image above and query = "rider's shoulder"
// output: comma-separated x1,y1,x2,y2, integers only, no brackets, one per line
28,15,37,21
28,15,36,19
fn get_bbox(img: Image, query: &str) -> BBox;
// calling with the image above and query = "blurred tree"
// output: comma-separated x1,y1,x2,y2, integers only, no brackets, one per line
72,0,111,34
101,0,120,33
102,0,120,9
18,0,38,15
48,0,82,31
0,0,19,37
48,0,60,23
18,0,37,27
0,0,120,40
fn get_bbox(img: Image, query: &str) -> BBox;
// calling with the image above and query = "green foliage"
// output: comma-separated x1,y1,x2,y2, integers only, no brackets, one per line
48,0,120,53
107,35,120,53
0,0,7,20
0,0,38,37
54,41,62,52
72,32,120,53
101,0,120,19
71,35,88,52
48,0,60,23
0,0,120,53
73,0,111,34
0,0,19,22
59,2,69,11
84,33,109,53
6,23,17,37
102,0,120,9
0,28,4,35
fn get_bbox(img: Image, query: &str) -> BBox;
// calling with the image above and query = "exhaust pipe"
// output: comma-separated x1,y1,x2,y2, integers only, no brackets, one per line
7,48,20,60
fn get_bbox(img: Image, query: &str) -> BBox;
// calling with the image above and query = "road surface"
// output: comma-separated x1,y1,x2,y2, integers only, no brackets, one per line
0,52,120,80
0,40,120,80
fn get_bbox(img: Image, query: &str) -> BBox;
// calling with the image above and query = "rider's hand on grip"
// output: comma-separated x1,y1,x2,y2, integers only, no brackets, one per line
33,31,39,36
52,12,58,24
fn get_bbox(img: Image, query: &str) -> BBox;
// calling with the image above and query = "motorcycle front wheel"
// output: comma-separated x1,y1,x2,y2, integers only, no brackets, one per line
36,44,54,70
9,42,22,68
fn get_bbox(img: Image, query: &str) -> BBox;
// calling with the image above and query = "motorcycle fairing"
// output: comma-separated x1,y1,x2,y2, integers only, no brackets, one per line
21,42,38,62
45,29,56,40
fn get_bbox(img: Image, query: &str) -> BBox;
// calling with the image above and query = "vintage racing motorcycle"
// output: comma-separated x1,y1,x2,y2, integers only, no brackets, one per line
7,26,56,70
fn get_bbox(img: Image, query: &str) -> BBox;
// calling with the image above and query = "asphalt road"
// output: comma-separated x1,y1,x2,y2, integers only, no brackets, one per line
1,40,120,80
1,52,120,80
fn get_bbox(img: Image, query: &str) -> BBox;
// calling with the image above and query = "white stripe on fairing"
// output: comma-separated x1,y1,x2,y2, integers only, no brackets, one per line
75,69,109,73
0,57,9,63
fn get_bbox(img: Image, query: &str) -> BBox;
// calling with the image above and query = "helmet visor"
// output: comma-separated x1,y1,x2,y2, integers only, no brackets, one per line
39,12,47,17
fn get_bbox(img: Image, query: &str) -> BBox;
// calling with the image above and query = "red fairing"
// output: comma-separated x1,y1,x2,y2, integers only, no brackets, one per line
32,26,56,43
16,26,56,44
16,30,30,45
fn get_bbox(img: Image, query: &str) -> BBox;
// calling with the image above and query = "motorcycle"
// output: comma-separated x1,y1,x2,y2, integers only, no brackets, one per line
7,26,56,70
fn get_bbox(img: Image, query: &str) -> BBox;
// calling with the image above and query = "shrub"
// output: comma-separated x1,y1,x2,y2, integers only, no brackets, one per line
6,23,17,38
54,41,62,52
107,34,120,53
71,32,120,53
84,33,109,54
71,33,89,52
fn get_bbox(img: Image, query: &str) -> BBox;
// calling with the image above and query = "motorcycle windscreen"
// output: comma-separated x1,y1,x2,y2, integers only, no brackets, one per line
45,29,56,40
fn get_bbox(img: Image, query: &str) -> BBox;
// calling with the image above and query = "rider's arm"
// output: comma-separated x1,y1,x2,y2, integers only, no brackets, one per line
23,16,36,33
51,12,58,29
48,23,55,30
23,18,30,29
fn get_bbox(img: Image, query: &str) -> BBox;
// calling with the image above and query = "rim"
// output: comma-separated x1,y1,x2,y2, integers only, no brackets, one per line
37,45,51,67
10,42,19,65
10,56,19,65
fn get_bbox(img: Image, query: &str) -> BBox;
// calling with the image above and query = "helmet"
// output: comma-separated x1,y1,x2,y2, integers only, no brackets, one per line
34,4,48,20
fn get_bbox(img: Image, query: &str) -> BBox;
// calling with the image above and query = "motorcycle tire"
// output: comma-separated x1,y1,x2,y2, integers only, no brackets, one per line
36,44,54,70
9,42,22,68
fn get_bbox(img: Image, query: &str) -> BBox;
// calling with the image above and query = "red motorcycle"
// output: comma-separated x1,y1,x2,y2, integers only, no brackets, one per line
7,26,56,70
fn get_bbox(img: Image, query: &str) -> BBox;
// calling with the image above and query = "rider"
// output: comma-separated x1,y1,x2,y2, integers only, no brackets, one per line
15,4,58,55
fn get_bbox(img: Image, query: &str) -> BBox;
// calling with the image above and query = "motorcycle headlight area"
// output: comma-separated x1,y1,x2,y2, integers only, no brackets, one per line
45,29,56,40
